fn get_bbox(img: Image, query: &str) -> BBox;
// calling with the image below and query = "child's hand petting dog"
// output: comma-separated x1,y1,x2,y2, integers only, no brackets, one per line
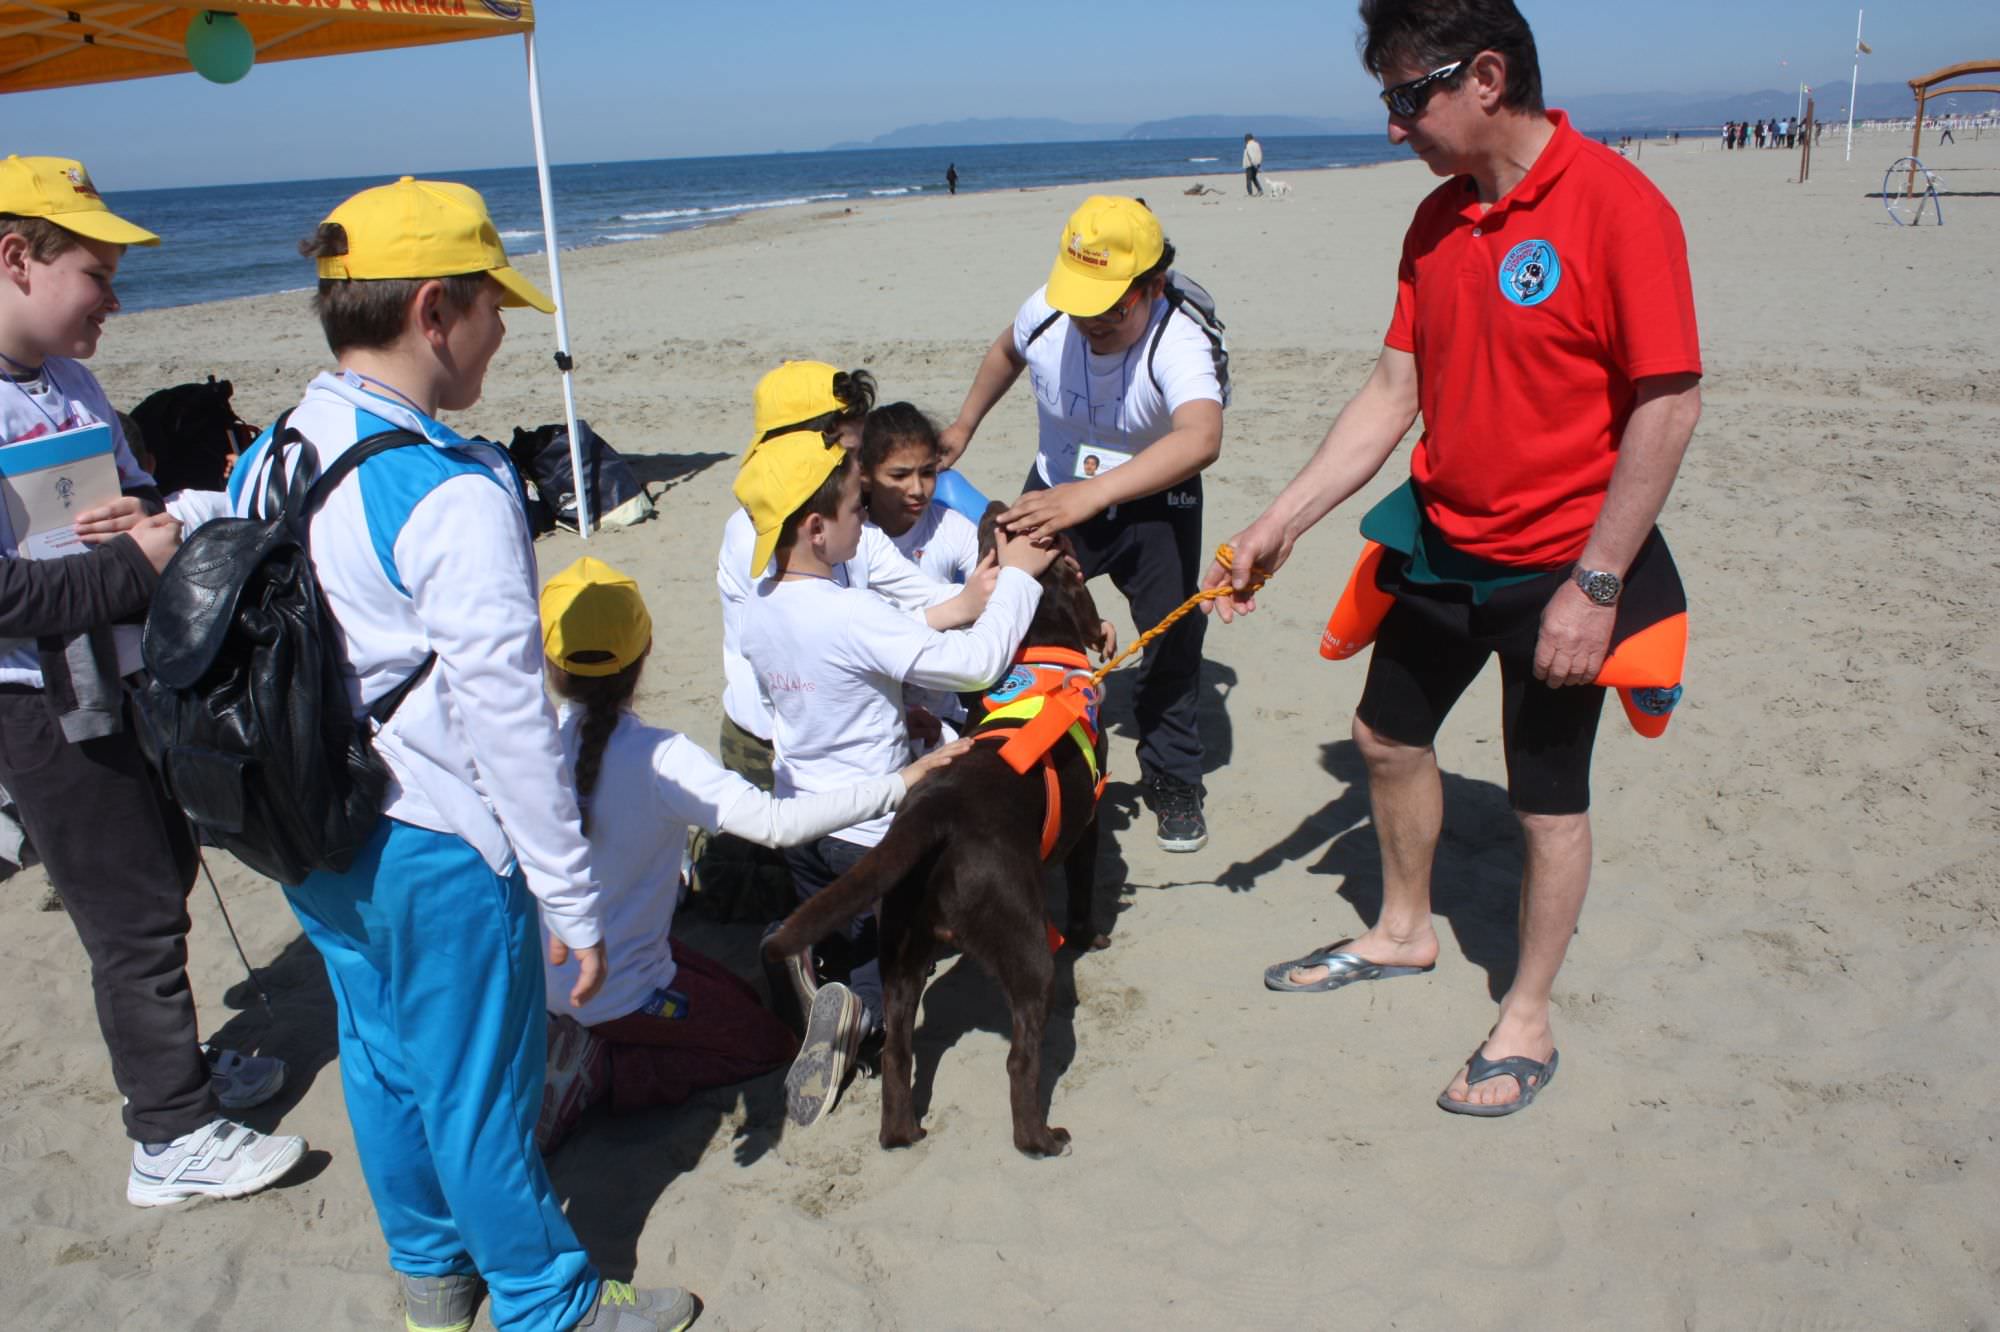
923,550,1000,631
898,736,977,790
994,521,1062,578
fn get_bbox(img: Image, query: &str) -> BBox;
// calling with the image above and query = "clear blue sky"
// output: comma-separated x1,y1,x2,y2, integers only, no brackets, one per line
5,0,1995,189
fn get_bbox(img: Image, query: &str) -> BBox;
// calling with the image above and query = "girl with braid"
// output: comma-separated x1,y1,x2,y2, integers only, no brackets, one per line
533,557,966,1150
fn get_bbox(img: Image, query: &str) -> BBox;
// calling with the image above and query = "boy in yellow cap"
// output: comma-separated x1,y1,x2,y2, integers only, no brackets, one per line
734,431,1057,1127
707,360,987,919
0,154,307,1207
533,555,967,1151
187,177,690,1332
939,195,1228,853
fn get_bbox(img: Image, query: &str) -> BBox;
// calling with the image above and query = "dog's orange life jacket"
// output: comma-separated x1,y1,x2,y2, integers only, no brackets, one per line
971,646,1107,948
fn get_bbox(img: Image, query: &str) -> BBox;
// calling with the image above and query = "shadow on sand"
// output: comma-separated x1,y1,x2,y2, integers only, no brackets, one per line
1215,738,1527,999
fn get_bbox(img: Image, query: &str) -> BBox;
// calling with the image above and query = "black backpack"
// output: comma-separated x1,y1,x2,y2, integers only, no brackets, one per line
507,417,649,534
1025,271,1232,405
136,415,435,885
127,376,258,496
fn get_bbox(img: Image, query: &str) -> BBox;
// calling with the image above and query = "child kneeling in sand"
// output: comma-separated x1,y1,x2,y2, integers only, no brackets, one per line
704,362,989,919
860,401,981,584
736,431,1059,1128
534,555,967,1151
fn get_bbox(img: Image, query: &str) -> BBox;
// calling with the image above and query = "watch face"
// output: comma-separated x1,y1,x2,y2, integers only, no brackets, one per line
1579,570,1620,605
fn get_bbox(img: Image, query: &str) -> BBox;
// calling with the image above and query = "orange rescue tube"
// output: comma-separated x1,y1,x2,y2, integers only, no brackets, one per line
1318,543,1688,738
1319,541,1394,660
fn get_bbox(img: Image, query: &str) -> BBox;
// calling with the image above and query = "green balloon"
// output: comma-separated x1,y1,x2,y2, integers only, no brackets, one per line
186,11,254,85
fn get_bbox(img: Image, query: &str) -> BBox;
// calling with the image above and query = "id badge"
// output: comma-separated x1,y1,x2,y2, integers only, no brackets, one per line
639,986,689,1020
1073,443,1132,480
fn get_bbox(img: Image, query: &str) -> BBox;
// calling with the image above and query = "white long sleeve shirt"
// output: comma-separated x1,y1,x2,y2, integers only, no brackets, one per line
217,372,601,946
716,504,956,741
739,565,1041,846
543,706,906,1025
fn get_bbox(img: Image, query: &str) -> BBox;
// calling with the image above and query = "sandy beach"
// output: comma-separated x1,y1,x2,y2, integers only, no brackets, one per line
4,127,1997,1328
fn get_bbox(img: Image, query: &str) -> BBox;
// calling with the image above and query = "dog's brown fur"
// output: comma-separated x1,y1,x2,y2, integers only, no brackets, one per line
763,509,1109,1156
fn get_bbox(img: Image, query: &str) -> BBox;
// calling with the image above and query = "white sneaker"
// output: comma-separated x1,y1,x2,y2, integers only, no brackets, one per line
127,1118,306,1207
204,1044,287,1111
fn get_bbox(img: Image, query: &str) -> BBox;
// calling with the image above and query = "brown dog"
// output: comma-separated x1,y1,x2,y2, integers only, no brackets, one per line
764,516,1109,1157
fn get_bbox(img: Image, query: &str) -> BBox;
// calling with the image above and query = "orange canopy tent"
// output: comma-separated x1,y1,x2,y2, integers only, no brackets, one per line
0,1,604,534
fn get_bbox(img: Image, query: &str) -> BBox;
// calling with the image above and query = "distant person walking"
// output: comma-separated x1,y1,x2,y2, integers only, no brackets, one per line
1243,133,1264,195
1938,121,1955,145
946,163,958,195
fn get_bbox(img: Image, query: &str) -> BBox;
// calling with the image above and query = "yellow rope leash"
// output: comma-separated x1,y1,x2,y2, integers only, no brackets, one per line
1085,544,1271,689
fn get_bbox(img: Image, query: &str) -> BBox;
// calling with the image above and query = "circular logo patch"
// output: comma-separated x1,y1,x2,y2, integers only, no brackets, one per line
1497,239,1561,307
988,668,1035,704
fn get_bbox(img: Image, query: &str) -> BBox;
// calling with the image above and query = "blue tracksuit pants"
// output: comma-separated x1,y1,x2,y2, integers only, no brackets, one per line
286,818,598,1332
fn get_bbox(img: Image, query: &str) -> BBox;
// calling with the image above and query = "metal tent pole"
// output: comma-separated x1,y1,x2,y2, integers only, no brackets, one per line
523,29,591,538
1846,10,1863,162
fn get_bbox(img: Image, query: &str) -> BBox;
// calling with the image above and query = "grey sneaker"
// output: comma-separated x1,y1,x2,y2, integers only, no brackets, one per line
203,1044,287,1111
1144,774,1208,853
783,946,819,1015
126,1117,306,1207
573,1279,698,1331
784,981,864,1128
402,1273,487,1332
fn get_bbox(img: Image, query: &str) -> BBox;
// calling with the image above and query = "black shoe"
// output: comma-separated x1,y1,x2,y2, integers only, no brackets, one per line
1145,774,1208,853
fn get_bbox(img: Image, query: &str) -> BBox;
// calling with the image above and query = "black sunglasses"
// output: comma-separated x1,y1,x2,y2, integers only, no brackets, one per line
1379,60,1466,118
1079,282,1148,325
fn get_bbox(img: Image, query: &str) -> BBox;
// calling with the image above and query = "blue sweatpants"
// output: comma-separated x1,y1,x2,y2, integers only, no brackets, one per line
285,818,598,1332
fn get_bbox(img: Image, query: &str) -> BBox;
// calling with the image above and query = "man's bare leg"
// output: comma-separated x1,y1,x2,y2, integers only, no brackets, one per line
1283,714,1443,985
1440,810,1589,1109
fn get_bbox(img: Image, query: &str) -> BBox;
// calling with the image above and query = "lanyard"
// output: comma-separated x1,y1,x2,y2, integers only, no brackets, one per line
0,349,67,436
344,369,430,418
1076,330,1137,454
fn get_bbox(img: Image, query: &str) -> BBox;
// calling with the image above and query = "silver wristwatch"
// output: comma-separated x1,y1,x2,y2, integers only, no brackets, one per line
1572,565,1622,607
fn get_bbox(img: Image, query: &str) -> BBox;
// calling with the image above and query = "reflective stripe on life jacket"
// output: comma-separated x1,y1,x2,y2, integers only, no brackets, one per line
972,646,1108,864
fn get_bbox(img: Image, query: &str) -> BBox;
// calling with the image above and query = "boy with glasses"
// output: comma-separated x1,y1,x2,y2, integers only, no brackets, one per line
940,196,1227,852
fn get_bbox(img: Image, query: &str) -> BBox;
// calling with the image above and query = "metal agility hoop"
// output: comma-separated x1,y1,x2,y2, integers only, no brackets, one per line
1883,157,1945,227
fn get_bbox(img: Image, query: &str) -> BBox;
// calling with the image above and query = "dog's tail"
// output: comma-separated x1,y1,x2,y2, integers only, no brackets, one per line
763,811,947,961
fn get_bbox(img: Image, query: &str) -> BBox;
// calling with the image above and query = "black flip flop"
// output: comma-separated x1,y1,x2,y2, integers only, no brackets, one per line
1436,1046,1559,1117
1263,941,1434,993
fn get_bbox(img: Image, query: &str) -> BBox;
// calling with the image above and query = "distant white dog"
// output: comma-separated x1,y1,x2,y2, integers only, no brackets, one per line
1265,179,1293,199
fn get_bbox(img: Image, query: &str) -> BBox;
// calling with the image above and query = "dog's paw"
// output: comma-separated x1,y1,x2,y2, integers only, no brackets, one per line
879,1124,927,1151
1017,1125,1072,1158
1063,926,1111,953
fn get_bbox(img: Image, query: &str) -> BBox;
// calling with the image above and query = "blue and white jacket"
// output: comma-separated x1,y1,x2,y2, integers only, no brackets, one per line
178,372,601,946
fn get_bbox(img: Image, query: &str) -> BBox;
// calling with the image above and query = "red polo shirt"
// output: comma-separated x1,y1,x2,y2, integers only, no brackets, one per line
1384,110,1702,568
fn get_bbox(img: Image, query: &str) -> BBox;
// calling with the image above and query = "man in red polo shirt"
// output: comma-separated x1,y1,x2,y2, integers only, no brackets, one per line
1204,0,1702,1116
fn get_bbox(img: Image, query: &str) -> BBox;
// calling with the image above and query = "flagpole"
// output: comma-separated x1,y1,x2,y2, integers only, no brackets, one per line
1845,9,1863,162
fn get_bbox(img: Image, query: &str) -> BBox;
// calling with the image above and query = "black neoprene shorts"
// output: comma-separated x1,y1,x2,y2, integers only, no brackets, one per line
1354,597,1606,815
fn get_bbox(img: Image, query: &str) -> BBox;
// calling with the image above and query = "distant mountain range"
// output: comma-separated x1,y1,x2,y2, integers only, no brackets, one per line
826,80,1995,151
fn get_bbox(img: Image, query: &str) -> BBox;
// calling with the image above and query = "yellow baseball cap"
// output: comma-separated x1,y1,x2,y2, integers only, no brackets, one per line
0,156,158,247
540,556,653,677
731,428,848,579
1045,195,1162,317
746,360,844,454
316,176,554,313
